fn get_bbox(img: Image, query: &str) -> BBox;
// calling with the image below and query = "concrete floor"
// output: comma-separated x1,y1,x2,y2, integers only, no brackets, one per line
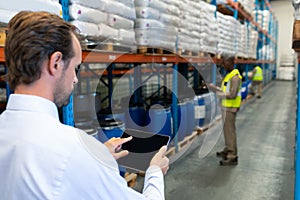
134,80,296,200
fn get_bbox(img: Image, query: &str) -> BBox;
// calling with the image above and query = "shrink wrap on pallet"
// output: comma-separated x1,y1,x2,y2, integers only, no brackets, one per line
135,19,164,29
70,0,106,10
135,7,161,20
119,29,136,45
103,1,136,20
135,0,169,12
69,4,107,24
98,23,119,40
107,13,134,30
135,28,177,42
159,13,180,27
71,20,99,37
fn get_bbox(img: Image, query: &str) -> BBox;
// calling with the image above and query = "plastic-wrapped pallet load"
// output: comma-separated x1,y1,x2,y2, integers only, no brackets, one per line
69,4,107,24
134,0,178,51
69,0,136,49
253,10,270,31
198,1,218,54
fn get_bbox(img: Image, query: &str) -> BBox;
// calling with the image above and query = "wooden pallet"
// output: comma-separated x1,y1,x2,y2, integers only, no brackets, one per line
178,49,203,57
137,46,175,55
124,172,137,188
177,131,198,151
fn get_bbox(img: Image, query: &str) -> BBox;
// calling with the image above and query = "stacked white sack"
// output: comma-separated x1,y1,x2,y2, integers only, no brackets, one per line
253,10,270,31
198,1,218,54
69,0,136,47
217,12,239,56
134,0,179,51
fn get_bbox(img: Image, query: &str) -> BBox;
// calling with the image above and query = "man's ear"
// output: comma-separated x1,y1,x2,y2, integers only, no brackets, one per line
48,52,63,76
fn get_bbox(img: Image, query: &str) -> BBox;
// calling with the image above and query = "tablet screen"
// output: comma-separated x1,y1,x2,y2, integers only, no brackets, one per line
117,129,170,172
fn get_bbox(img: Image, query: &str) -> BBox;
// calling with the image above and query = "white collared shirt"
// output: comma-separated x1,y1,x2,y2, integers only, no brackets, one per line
0,94,164,200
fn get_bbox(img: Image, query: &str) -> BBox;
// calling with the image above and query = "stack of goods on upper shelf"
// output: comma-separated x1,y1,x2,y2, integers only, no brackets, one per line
69,0,136,49
253,10,270,31
0,0,61,27
238,0,255,17
134,0,179,52
197,1,218,54
217,12,239,56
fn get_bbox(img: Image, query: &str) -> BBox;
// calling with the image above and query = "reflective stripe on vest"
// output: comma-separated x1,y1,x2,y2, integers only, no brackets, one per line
253,66,263,81
221,69,242,108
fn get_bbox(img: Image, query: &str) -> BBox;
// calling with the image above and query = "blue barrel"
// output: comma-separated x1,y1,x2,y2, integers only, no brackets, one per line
203,93,216,126
145,106,172,138
194,95,205,127
97,118,125,143
185,98,196,136
172,102,188,142
241,81,248,100
97,109,126,125
125,106,146,129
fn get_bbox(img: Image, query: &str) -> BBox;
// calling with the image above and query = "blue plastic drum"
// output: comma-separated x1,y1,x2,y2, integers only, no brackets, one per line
185,98,196,136
194,95,205,127
172,102,188,142
97,118,125,143
203,93,216,126
145,106,172,138
125,106,146,129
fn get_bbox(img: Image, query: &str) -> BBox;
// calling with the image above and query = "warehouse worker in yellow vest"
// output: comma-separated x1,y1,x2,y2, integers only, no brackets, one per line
249,65,263,98
208,56,242,165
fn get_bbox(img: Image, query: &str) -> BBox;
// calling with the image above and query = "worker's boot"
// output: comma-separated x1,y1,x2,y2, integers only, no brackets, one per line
216,151,228,159
220,157,238,166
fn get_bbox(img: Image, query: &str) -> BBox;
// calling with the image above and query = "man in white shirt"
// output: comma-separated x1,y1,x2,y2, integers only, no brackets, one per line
0,11,169,199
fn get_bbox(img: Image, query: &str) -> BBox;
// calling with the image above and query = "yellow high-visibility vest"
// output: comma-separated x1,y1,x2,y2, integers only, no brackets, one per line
221,69,242,108
253,66,263,81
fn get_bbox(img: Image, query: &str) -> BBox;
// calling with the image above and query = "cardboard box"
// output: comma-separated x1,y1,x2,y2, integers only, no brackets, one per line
0,28,6,46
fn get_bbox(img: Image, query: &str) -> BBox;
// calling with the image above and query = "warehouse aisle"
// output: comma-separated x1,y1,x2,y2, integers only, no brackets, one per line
164,80,296,200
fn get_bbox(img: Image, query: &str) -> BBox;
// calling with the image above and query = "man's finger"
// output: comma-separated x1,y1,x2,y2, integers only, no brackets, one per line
157,146,168,157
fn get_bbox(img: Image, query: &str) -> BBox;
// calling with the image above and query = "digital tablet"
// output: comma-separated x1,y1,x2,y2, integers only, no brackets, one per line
117,129,171,172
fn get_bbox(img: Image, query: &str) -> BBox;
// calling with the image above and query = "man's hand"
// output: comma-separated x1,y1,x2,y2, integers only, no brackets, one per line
104,136,132,160
150,146,169,175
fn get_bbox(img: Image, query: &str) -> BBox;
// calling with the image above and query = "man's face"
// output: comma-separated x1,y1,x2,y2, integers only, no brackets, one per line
54,34,82,107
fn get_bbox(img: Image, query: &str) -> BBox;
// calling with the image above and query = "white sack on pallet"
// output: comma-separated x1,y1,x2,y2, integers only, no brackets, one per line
70,0,105,10
103,1,136,20
98,23,119,40
116,0,135,8
135,28,177,42
107,14,134,30
135,7,161,20
71,20,99,37
0,9,18,24
69,4,107,24
135,19,164,29
134,0,169,13
135,38,175,50
119,29,136,45
159,13,180,27
0,0,61,17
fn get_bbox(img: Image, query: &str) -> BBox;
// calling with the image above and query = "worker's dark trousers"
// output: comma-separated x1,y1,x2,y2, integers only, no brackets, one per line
222,110,237,159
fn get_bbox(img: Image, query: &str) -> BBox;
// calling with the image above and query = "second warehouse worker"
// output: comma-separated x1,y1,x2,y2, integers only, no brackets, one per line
249,65,263,98
209,56,242,165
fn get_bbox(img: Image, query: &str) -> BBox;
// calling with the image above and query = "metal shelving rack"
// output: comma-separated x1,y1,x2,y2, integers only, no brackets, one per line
0,0,278,153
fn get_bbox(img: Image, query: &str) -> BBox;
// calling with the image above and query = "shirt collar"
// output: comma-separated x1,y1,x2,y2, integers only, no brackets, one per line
6,94,59,120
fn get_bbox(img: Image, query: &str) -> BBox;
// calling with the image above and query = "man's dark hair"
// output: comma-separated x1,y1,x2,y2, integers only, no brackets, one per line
4,11,78,90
